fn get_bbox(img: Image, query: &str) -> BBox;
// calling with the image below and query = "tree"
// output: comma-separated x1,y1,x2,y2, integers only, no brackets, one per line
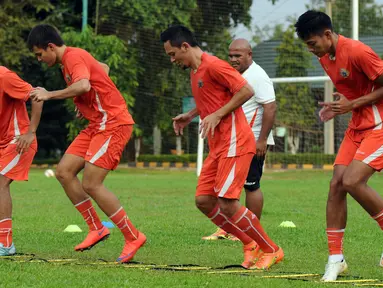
275,25,315,154
97,0,253,154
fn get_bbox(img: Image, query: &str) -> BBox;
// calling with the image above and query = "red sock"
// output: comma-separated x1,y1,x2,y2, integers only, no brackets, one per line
75,198,103,231
230,206,278,253
326,228,344,255
0,218,12,247
208,205,253,245
373,210,383,230
110,207,139,242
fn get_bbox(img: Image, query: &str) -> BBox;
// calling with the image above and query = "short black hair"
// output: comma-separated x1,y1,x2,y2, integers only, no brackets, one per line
295,10,333,40
27,24,64,51
160,25,199,48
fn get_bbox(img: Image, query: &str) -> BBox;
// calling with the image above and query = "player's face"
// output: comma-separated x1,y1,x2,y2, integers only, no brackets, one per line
228,49,251,74
32,44,57,67
304,31,332,58
164,41,190,70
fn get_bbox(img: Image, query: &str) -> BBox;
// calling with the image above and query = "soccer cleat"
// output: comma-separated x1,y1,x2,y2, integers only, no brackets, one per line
226,234,240,241
250,247,284,270
202,228,229,240
74,226,110,251
117,232,146,263
242,242,262,269
321,259,348,282
0,242,16,256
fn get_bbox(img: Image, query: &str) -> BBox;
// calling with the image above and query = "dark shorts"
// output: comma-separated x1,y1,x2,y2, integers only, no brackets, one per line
244,154,265,191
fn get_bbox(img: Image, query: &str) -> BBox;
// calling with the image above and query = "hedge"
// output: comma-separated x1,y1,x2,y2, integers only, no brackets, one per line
137,153,336,165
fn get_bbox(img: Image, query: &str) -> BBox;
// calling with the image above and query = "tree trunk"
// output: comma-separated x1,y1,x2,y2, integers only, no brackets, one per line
287,128,300,155
153,125,162,155
176,135,182,155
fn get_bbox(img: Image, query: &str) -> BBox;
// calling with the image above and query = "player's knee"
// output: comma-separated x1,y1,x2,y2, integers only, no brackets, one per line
329,176,343,193
342,175,360,193
195,196,215,215
218,198,239,218
82,179,97,195
55,164,72,183
0,175,12,190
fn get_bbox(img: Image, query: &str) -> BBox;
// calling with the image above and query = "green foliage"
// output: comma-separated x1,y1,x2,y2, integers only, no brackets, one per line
98,0,253,143
137,152,335,165
275,26,315,129
61,27,139,140
0,0,53,72
307,0,383,38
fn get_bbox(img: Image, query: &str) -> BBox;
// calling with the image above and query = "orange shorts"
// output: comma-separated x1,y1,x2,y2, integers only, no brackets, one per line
335,128,383,171
0,140,37,181
196,153,254,199
66,125,132,170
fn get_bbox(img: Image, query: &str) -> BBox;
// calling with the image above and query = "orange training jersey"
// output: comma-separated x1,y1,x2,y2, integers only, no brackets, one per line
320,35,383,130
61,47,134,131
0,67,32,148
191,53,256,158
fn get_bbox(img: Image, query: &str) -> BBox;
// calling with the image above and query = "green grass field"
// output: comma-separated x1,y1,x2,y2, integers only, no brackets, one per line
1,169,383,288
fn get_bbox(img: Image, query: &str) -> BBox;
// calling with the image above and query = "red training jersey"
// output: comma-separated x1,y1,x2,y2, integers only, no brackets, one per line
0,66,32,148
320,35,383,130
191,53,256,158
61,47,134,131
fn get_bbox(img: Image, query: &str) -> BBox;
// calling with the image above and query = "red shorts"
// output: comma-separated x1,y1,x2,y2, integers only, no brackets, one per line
196,153,254,199
335,128,383,171
0,140,37,181
66,125,132,170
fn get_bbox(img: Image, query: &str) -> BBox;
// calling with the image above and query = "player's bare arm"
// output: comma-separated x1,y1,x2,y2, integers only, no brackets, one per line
257,101,276,157
200,83,254,138
320,75,383,114
173,107,199,136
30,79,91,102
15,100,43,154
98,61,110,75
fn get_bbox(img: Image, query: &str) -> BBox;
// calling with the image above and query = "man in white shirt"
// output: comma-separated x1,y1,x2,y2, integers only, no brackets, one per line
203,38,277,242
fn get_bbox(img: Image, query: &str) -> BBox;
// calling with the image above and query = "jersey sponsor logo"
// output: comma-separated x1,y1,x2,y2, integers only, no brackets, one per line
340,68,350,78
198,79,204,88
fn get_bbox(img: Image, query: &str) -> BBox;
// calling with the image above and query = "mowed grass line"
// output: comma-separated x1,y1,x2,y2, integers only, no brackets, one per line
1,169,382,287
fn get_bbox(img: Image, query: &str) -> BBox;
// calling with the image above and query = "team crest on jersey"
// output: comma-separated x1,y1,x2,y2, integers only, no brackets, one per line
340,68,350,78
198,79,204,88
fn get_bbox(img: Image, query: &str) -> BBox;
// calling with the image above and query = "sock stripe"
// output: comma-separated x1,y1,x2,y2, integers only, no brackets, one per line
243,215,276,253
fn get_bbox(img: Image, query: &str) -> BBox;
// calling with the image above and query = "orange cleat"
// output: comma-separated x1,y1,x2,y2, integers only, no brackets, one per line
242,242,262,269
250,247,284,270
117,232,147,263
74,226,110,251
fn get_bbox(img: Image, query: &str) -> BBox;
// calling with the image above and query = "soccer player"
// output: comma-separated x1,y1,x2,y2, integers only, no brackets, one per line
203,39,276,241
26,24,146,263
295,10,383,281
0,66,43,256
161,26,283,270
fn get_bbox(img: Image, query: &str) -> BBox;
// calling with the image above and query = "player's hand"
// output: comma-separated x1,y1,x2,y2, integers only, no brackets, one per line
15,131,35,154
30,87,51,102
318,105,337,122
318,92,353,114
75,106,84,119
200,112,221,139
172,113,193,136
256,139,267,158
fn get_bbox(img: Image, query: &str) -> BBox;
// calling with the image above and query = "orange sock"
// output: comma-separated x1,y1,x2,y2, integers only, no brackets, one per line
207,205,253,245
75,198,103,231
110,207,138,242
0,218,12,247
230,206,278,253
373,210,383,230
326,228,344,255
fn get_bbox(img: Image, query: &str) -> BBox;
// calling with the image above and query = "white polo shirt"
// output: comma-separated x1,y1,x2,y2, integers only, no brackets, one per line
241,61,275,145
